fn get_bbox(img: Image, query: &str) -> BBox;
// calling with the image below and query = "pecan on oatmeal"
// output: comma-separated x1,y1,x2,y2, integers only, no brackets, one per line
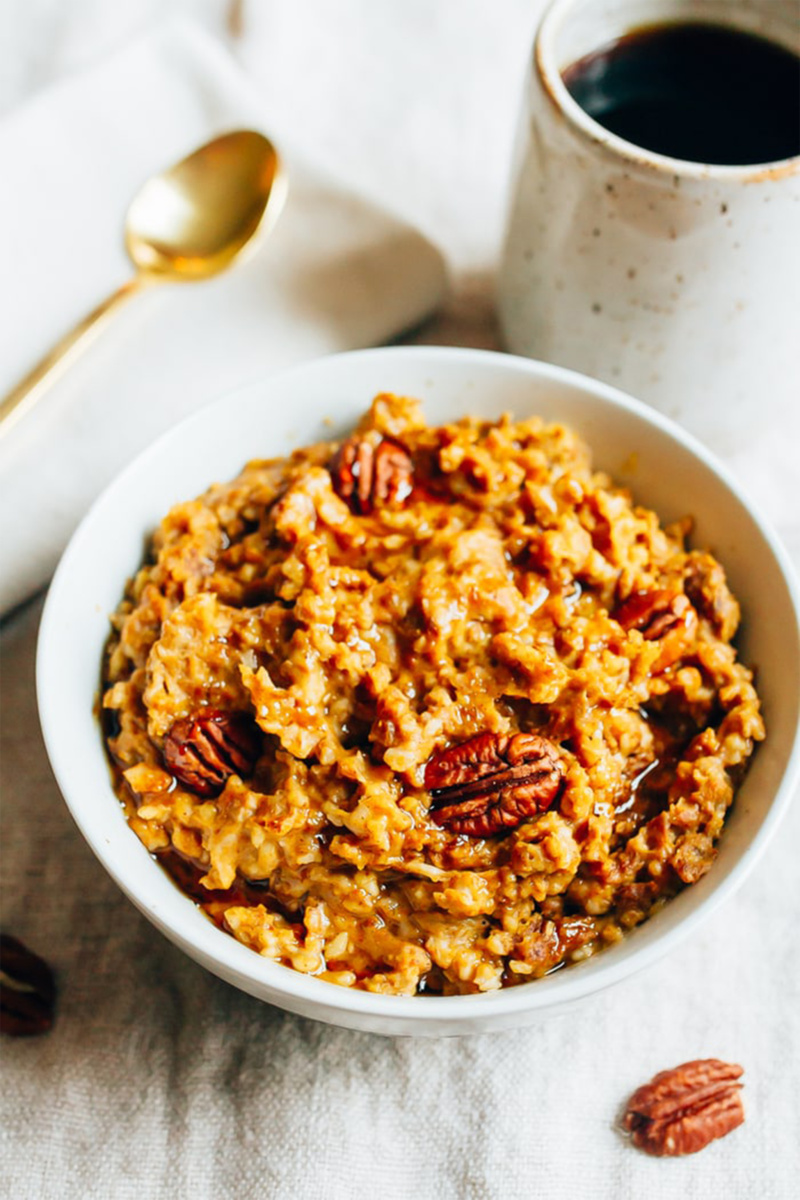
622,1059,745,1156
682,551,740,641
101,393,764,995
425,733,565,836
612,588,698,669
329,433,413,514
613,587,691,639
163,710,261,797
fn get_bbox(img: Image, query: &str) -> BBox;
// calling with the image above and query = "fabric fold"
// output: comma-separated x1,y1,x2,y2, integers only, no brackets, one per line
0,16,446,615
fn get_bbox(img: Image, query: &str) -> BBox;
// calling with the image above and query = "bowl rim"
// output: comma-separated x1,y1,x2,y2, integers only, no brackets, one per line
37,345,800,1027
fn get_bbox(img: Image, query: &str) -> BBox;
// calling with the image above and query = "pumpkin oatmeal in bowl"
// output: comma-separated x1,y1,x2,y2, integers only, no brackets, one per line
38,348,800,1034
100,390,764,997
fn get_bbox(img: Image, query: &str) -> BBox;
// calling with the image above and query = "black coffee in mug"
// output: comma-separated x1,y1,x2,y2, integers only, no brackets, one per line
562,21,800,165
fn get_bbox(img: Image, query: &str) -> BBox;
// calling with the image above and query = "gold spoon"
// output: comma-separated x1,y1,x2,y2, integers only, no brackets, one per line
0,129,285,437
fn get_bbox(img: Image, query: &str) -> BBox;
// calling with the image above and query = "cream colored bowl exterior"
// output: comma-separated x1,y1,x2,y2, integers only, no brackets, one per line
37,347,800,1036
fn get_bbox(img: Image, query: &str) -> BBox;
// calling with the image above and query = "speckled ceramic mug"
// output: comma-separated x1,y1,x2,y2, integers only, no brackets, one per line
498,0,800,454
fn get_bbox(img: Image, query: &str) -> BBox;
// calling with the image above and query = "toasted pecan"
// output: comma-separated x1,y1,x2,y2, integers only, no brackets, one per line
425,732,565,837
622,1058,744,1156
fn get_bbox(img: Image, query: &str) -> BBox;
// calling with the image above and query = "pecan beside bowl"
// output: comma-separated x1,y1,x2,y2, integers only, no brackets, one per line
622,1059,745,1156
36,347,800,1036
0,935,57,1037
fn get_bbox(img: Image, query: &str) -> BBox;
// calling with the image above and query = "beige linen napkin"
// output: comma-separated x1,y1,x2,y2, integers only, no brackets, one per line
0,16,445,616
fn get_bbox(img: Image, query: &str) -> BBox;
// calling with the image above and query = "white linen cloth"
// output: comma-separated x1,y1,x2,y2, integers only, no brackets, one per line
0,16,445,615
1,6,799,1200
2,591,798,1200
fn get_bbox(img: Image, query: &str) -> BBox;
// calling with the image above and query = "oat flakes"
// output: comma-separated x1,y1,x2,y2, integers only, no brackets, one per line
102,395,764,995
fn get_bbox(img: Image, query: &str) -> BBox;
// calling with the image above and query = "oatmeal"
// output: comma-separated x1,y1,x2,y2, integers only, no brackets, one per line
102,394,764,995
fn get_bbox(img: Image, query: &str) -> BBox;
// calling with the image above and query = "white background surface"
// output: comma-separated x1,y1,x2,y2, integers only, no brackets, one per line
1,2,798,1198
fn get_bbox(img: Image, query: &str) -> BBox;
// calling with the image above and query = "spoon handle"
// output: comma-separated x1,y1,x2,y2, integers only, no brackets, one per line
0,276,145,439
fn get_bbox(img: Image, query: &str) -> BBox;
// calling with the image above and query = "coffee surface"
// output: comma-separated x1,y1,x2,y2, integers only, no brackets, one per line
562,22,800,165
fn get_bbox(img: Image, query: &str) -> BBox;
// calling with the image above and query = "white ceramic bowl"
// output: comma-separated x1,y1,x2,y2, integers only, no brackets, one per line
38,347,800,1036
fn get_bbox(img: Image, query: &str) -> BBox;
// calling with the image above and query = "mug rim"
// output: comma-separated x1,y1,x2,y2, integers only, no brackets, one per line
534,0,800,183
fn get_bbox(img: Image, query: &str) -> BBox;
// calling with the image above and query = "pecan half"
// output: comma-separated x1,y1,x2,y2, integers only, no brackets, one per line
163,709,261,797
0,934,57,1037
683,552,740,641
622,1059,744,1156
425,732,565,837
330,435,413,514
613,588,698,669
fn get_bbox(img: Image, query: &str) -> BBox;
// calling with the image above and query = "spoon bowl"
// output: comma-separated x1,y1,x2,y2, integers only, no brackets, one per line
126,130,284,279
0,129,285,435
